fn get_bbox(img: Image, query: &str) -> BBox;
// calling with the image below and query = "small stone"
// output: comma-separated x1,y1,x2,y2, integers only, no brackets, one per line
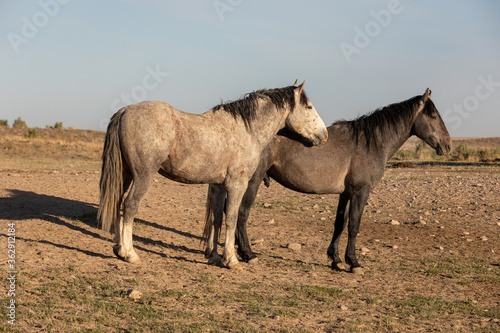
392,245,398,250
320,217,326,221
424,211,431,216
466,238,473,242
287,243,301,251
268,219,275,224
463,231,470,235
361,247,370,254
389,219,400,225
252,238,264,245
497,222,500,227
437,246,444,250
263,203,272,208
438,226,445,229
340,305,349,311
313,204,319,209
127,289,142,302
418,219,427,225
480,236,488,241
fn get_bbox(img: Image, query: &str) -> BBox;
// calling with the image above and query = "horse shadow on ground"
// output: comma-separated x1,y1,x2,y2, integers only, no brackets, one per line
0,189,204,261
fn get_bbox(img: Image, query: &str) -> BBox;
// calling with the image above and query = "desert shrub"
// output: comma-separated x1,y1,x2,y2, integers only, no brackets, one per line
415,140,428,159
53,121,64,129
13,117,27,128
0,119,8,127
451,144,473,161
26,128,40,139
393,150,416,160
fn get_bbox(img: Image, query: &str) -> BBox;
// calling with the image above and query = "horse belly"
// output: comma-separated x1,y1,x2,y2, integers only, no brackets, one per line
161,155,227,184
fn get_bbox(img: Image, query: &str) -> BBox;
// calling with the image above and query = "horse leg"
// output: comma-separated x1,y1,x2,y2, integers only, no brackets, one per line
235,172,262,264
113,172,133,245
113,172,153,263
222,183,247,270
205,184,225,266
327,193,350,271
345,186,370,274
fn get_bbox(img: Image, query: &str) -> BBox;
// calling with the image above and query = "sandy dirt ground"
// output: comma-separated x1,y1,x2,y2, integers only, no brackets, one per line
0,163,499,332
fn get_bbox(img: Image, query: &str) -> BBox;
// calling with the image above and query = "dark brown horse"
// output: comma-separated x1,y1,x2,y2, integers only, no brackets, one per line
98,81,328,269
203,89,451,274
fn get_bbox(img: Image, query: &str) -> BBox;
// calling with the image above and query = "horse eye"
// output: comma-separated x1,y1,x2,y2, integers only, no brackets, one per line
306,105,313,110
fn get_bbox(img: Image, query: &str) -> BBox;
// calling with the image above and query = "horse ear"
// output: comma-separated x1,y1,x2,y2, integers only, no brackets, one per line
424,88,431,102
293,79,298,87
298,80,305,94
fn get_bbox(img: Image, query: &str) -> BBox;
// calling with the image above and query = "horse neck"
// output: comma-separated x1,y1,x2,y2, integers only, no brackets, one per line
379,108,419,162
249,100,289,148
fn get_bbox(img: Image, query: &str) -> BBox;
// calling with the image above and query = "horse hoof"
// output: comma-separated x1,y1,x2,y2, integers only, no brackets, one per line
332,262,346,271
351,267,364,275
227,262,243,270
208,256,222,266
248,257,260,265
113,245,140,263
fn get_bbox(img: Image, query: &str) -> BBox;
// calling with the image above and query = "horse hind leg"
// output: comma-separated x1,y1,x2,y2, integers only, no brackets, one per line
114,172,153,263
112,172,133,245
205,185,225,266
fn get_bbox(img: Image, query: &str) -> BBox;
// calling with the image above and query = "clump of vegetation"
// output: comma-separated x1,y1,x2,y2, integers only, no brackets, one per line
415,140,427,159
451,144,500,162
0,119,8,127
26,128,40,139
53,121,64,129
13,117,27,128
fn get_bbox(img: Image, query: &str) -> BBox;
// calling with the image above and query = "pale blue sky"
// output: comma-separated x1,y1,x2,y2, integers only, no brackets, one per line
1,0,499,137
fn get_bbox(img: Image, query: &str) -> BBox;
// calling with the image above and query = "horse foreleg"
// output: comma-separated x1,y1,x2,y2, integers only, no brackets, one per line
345,186,370,274
222,183,247,270
327,193,350,271
114,173,152,263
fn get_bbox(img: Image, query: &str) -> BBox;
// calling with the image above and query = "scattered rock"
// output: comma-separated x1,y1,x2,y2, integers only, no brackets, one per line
437,246,444,250
360,247,370,254
320,217,326,221
424,211,431,216
251,238,264,245
497,222,500,227
313,204,319,209
287,243,301,251
127,289,142,302
392,245,398,250
417,219,427,225
389,219,400,225
268,219,275,224
466,238,473,242
339,305,349,311
263,203,272,208
463,231,470,235
480,236,488,241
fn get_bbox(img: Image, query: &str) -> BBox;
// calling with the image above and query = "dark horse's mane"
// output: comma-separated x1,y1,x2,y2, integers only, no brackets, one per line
213,86,309,128
337,95,435,150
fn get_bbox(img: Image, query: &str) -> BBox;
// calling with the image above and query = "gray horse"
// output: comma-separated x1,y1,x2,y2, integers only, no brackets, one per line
203,89,452,274
98,81,328,269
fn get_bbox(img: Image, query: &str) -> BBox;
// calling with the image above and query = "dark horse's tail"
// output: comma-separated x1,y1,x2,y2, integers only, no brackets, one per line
97,110,125,233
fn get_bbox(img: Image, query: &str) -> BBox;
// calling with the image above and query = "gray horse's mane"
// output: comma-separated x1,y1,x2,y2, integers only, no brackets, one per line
213,86,309,128
337,95,434,150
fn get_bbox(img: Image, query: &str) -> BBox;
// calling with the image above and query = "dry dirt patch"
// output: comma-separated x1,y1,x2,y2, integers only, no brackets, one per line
0,163,499,332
